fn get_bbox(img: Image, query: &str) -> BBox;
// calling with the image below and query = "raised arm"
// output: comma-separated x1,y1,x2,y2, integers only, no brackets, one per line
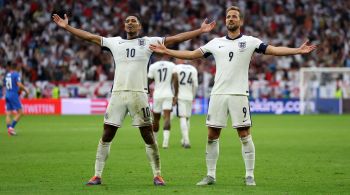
164,19,216,46
265,41,317,56
52,14,101,46
150,42,203,60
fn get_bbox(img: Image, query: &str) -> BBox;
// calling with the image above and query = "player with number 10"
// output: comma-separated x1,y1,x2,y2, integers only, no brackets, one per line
52,13,215,186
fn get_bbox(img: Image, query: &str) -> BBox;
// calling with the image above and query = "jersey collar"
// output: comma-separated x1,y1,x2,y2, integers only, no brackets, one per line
123,34,142,40
226,33,242,41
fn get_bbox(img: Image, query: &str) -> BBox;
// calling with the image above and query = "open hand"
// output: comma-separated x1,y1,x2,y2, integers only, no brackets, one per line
299,41,317,54
149,41,168,54
200,18,216,33
52,14,69,28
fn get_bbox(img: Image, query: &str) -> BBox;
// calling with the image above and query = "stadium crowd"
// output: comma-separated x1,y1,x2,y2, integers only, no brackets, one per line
0,0,349,99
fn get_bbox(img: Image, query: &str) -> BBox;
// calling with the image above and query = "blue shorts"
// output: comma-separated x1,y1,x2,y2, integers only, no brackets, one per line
5,96,22,111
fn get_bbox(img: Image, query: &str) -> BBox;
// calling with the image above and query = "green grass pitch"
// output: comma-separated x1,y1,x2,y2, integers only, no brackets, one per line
1,114,349,194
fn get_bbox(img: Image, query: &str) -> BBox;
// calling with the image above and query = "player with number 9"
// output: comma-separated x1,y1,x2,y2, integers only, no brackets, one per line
150,6,317,186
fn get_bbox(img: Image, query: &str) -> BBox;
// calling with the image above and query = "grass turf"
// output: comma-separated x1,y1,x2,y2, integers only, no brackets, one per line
0,114,349,194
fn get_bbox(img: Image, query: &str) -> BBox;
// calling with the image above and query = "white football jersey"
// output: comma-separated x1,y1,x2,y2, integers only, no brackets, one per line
174,64,198,101
101,36,164,93
199,34,267,96
148,61,175,99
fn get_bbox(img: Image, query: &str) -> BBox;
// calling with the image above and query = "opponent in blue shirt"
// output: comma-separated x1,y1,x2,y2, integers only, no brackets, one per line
4,62,28,136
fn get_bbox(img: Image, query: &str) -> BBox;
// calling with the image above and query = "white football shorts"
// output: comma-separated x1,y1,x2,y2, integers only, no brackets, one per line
152,97,173,113
104,91,152,127
176,99,193,118
206,95,251,128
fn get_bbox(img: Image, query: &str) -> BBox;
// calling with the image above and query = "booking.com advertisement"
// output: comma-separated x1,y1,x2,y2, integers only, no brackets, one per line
0,98,300,115
192,98,300,115
249,98,300,114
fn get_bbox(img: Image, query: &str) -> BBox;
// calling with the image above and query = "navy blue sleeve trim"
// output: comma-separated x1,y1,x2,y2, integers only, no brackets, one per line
255,43,268,54
199,48,211,58
101,46,110,52
203,52,212,58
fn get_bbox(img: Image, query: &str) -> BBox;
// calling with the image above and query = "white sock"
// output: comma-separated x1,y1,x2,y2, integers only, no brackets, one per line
240,135,255,178
163,130,170,147
145,143,161,177
153,131,158,143
180,117,190,144
95,139,111,177
206,139,219,179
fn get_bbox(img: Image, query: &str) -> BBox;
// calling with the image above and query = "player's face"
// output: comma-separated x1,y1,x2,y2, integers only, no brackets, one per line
124,16,141,34
226,10,242,32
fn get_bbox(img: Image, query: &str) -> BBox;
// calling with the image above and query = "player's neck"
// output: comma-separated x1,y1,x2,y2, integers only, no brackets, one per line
126,32,139,40
227,30,241,40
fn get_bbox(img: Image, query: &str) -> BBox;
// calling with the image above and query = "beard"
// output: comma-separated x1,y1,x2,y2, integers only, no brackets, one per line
227,24,240,32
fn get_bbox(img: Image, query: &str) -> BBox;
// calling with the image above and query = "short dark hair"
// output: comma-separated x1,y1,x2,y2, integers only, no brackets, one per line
126,14,142,24
226,6,243,19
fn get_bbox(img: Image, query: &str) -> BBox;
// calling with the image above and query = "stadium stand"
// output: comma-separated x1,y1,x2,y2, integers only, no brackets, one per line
0,0,349,98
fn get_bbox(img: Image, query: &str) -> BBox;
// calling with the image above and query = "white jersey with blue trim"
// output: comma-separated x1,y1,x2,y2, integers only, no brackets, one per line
148,61,175,99
174,64,198,101
101,36,164,93
199,34,267,96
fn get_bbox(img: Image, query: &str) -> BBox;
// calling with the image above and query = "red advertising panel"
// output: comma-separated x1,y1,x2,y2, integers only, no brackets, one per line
0,100,5,114
21,99,61,115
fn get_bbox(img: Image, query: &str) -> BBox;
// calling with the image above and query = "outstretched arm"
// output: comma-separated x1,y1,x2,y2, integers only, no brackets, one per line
52,14,101,46
164,19,216,46
150,42,203,60
265,41,317,56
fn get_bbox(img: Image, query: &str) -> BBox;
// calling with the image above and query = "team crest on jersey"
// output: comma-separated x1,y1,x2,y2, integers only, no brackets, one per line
238,41,246,51
138,38,146,46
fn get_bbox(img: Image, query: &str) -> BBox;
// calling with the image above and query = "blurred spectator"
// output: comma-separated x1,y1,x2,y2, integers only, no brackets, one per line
35,84,42,98
52,84,60,99
335,85,342,99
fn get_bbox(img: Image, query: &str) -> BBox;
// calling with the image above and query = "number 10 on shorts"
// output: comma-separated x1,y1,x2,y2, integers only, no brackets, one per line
141,107,151,118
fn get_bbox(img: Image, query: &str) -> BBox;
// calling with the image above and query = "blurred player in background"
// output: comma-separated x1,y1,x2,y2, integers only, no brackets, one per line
150,6,317,186
4,62,29,136
172,59,198,149
52,13,215,186
148,57,176,149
